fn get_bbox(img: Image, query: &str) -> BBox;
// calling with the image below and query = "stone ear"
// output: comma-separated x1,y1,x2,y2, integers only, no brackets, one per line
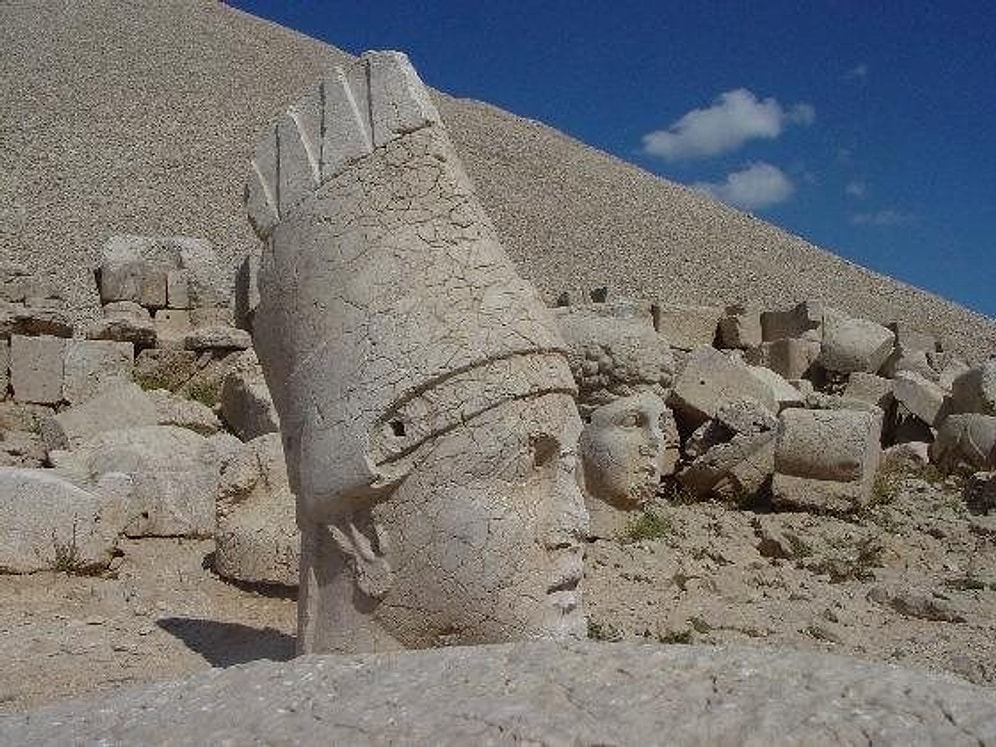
329,520,394,600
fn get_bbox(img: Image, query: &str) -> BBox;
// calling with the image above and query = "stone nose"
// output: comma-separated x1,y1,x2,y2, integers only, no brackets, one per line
543,461,589,550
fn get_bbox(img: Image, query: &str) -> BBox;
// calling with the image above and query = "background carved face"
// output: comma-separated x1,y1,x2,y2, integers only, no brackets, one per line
580,391,669,508
370,392,588,648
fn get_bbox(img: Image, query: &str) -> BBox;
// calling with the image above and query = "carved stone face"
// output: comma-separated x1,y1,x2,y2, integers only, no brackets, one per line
369,392,587,647
580,391,669,509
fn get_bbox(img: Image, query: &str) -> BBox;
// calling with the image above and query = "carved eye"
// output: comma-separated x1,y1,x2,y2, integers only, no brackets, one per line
619,412,640,428
388,420,406,438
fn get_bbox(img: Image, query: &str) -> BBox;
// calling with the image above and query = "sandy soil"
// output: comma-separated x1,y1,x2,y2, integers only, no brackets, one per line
1,472,993,715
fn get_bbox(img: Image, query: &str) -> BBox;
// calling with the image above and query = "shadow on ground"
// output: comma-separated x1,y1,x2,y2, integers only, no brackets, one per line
156,617,295,667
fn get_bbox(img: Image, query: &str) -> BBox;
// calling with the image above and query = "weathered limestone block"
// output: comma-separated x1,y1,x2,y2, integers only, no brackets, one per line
0,302,74,339
62,339,133,405
772,408,882,514
219,351,280,441
10,334,65,404
215,433,299,586
250,52,587,653
888,323,938,355
0,468,128,573
717,304,762,350
893,370,950,427
746,365,804,411
669,346,777,429
86,300,157,348
950,359,996,416
746,337,821,380
760,300,824,342
930,414,996,473
146,389,221,435
882,441,931,471
40,379,158,451
555,300,672,415
99,235,230,311
844,372,894,411
930,351,971,390
153,309,192,347
679,398,778,503
57,425,220,538
184,324,252,352
817,309,895,374
652,303,721,350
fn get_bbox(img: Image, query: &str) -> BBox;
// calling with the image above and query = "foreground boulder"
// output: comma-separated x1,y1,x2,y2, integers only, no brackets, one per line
950,359,996,415
772,408,882,514
3,641,995,745
669,345,777,428
931,413,996,473
0,468,128,573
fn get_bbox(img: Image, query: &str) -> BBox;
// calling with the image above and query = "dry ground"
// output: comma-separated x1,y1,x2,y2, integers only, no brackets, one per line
1,472,993,715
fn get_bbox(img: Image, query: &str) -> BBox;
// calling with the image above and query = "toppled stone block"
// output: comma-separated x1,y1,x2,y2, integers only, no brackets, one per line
62,339,134,405
146,389,221,436
679,398,778,503
0,467,129,573
98,235,230,312
930,413,996,473
746,365,804,411
184,324,252,352
653,303,721,350
669,346,777,429
57,425,220,538
40,378,158,451
887,323,938,355
214,433,299,586
950,359,996,416
86,301,157,348
844,372,894,411
760,300,824,342
0,302,74,339
881,349,935,381
746,338,820,380
818,310,895,374
717,305,762,350
882,441,931,471
556,300,672,414
10,334,65,404
929,351,971,390
219,351,280,441
153,309,192,347
772,408,882,514
892,370,950,427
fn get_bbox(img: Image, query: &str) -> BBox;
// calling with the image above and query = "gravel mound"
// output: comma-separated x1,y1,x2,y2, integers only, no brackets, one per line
2,0,993,358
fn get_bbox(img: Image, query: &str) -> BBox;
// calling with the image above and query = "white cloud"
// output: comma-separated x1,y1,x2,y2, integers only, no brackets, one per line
845,180,867,198
642,89,815,160
694,162,795,210
845,63,869,80
851,210,917,226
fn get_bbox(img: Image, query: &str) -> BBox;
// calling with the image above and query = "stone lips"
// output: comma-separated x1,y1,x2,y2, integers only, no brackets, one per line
3,641,995,745
2,0,994,358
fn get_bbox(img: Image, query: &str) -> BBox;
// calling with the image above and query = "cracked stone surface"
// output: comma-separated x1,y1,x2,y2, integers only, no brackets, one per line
250,51,586,653
3,640,995,746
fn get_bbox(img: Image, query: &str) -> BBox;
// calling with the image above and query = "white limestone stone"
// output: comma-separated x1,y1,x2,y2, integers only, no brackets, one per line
653,303,722,350
773,408,882,514
747,365,804,411
718,304,762,349
930,413,996,473
39,378,158,451
844,371,894,410
219,351,280,441
760,299,825,342
818,309,895,374
62,338,133,405
746,337,821,380
10,334,65,404
950,359,996,416
893,370,951,427
669,345,777,429
0,467,129,573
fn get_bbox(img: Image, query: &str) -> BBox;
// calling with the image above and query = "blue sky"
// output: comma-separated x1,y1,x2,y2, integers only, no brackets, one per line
231,1,995,319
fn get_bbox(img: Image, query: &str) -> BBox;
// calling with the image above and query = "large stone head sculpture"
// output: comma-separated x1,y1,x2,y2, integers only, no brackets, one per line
247,52,587,653
555,299,678,533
